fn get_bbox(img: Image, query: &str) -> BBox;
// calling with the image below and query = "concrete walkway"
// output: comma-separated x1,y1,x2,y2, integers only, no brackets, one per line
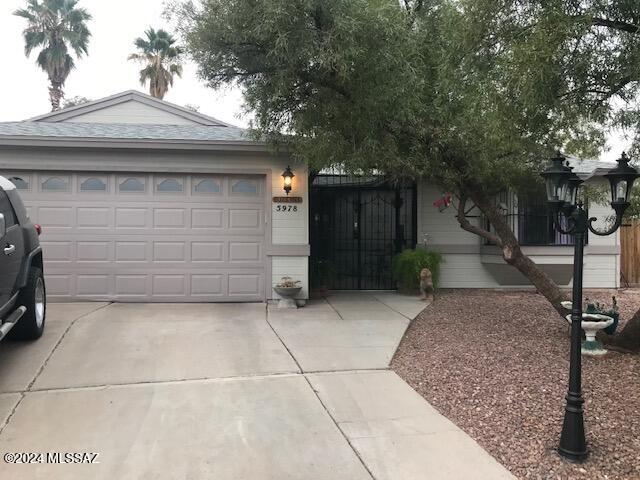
0,293,513,479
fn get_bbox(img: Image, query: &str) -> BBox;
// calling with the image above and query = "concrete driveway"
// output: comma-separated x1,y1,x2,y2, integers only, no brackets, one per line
0,293,513,479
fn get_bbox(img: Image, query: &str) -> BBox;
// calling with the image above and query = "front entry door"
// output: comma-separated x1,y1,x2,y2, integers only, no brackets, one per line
310,175,416,290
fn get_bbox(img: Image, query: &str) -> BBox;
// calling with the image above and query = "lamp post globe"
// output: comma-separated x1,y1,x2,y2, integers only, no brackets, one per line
604,152,640,216
541,151,572,212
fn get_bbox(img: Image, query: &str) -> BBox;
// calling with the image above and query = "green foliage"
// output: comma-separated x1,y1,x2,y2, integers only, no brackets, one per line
625,184,640,220
392,249,443,291
170,0,640,199
14,0,91,108
128,28,184,99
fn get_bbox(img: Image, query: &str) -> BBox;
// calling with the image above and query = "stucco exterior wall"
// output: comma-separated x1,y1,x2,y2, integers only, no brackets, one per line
417,181,620,289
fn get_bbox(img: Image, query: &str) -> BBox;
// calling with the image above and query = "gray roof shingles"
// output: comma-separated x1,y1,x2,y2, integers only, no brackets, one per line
0,121,252,143
0,121,617,176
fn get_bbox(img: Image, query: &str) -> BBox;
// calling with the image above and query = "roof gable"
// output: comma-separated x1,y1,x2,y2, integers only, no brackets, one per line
27,91,233,127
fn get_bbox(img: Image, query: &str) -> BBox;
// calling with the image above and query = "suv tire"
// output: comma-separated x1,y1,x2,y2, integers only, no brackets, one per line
9,268,46,340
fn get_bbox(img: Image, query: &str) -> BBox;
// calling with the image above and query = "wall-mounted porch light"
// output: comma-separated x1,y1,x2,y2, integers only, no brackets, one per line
282,166,294,195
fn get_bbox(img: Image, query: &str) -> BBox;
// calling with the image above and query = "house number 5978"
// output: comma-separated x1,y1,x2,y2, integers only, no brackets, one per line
276,205,298,212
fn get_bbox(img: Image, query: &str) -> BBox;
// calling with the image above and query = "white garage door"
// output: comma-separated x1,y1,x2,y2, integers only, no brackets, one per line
7,172,267,302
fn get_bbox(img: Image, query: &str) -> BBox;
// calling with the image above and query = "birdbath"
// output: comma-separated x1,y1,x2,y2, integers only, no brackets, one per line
562,302,614,356
273,277,302,309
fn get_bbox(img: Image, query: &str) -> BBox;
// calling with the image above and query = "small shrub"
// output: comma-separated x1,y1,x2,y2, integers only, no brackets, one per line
392,248,443,292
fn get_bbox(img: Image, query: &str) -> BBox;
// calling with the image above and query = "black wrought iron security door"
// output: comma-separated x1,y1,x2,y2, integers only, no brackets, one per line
310,175,416,290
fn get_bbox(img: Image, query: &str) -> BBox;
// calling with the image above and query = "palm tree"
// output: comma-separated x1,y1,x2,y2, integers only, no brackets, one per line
128,28,184,100
14,0,91,111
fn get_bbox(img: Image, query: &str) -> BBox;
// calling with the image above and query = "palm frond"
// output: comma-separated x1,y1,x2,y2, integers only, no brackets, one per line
15,0,91,85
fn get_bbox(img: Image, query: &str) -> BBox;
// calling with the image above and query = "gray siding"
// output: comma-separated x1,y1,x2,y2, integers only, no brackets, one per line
62,100,199,125
417,181,620,288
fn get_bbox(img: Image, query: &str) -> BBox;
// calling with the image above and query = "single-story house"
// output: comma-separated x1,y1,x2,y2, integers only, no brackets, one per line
0,90,620,302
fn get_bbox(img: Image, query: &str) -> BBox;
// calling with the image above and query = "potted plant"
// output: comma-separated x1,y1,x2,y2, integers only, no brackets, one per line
391,248,443,295
273,276,302,309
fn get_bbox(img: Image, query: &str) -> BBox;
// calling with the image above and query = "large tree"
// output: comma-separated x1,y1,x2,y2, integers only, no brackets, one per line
128,28,184,99
14,0,92,111
172,0,640,349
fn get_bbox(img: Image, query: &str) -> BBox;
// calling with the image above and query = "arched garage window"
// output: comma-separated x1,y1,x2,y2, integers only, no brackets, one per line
194,179,221,194
41,176,69,192
81,177,107,192
9,176,29,190
157,178,184,193
119,177,145,193
231,179,258,195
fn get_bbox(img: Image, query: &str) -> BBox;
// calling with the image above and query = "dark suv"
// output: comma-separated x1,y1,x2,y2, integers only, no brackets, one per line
0,176,45,341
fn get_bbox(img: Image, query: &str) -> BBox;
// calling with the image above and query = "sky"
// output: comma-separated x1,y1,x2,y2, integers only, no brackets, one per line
0,0,248,127
0,0,633,161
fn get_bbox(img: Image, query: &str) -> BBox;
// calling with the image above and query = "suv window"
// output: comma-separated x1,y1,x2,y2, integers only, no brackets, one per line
0,190,18,228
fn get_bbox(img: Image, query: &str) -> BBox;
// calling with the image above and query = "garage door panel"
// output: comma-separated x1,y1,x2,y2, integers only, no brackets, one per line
229,208,262,229
115,208,148,228
77,207,110,228
191,275,224,296
228,274,262,296
77,275,109,296
191,242,224,262
46,275,72,297
153,241,187,262
115,275,148,297
77,241,110,262
40,241,72,262
192,208,224,228
38,207,73,228
153,208,187,228
152,274,187,296
116,241,148,262
14,172,267,302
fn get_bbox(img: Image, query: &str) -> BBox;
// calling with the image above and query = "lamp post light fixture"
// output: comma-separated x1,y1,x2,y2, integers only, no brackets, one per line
282,166,294,195
541,151,639,462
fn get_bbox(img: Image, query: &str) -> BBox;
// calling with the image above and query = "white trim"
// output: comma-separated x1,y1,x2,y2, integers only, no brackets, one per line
0,176,16,190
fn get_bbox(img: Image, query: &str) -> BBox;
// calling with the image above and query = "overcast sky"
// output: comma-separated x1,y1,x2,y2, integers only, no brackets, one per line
0,0,632,161
1,0,248,127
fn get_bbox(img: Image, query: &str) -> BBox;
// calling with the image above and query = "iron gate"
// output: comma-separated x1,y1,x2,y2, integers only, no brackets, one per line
310,175,417,290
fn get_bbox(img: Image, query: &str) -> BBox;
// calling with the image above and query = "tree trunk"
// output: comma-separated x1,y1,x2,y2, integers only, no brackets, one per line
49,83,63,111
599,308,640,352
456,186,568,316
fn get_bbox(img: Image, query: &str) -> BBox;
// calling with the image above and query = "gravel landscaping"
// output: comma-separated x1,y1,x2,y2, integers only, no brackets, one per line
391,289,640,480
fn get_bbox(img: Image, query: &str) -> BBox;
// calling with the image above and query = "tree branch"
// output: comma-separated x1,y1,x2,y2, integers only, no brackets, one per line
591,17,640,34
455,194,503,246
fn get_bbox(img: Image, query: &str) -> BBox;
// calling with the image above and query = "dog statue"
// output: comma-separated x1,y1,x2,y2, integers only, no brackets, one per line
419,268,434,301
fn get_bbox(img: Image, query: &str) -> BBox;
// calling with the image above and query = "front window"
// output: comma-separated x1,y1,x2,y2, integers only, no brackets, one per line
517,192,583,246
484,190,583,246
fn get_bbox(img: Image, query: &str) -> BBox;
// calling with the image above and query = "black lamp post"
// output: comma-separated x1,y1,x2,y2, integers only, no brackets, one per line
541,151,639,462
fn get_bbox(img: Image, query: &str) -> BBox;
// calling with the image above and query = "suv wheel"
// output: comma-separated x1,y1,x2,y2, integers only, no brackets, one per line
9,268,46,340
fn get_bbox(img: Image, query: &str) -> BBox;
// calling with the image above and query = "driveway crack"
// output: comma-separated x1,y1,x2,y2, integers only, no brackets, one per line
0,302,113,435
303,374,377,480
264,303,303,373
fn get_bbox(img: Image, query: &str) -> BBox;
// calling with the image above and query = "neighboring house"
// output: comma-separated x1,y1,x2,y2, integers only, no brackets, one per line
0,91,619,302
